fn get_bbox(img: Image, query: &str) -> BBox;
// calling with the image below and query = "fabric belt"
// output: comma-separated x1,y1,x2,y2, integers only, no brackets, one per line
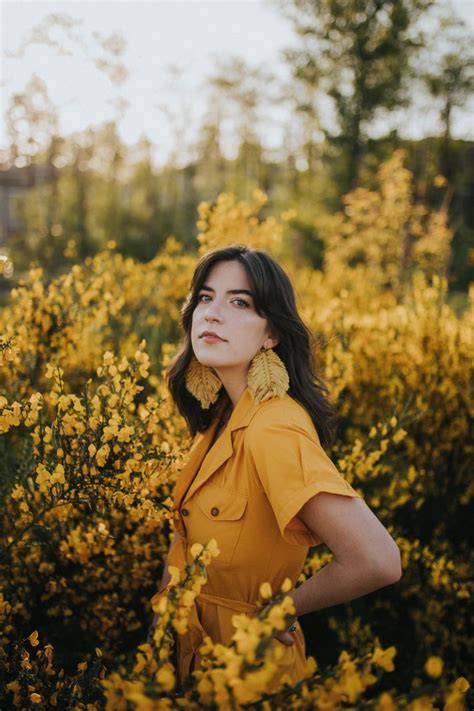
198,590,257,614
150,537,258,682
178,589,257,681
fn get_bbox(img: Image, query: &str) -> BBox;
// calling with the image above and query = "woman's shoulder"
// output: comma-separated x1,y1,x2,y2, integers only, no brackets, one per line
248,393,318,440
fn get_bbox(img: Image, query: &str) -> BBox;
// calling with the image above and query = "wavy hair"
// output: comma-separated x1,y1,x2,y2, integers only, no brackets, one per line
167,244,339,450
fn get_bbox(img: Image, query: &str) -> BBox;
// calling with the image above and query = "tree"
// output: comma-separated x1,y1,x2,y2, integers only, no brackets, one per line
279,0,434,193
205,56,276,198
4,75,59,168
422,17,474,183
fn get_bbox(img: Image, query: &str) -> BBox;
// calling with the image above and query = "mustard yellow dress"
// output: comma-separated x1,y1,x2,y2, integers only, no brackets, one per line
151,386,362,690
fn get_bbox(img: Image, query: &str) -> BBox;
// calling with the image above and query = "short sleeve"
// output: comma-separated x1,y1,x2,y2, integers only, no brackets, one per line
246,408,362,547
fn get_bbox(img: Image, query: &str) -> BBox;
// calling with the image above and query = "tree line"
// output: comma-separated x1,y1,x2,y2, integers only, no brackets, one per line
1,0,473,291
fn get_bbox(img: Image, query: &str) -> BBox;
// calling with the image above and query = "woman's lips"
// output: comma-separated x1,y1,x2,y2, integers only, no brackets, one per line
201,334,225,343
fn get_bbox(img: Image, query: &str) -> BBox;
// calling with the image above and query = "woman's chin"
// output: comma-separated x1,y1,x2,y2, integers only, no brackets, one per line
195,356,223,369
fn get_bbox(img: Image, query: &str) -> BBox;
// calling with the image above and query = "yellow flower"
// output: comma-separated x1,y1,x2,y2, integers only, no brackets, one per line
453,677,469,692
30,693,42,704
233,626,260,658
190,542,204,558
51,463,65,485
434,174,447,187
117,425,134,442
28,630,40,646
88,416,101,430
376,692,397,711
95,445,110,467
6,680,20,693
103,419,120,441
155,666,175,691
118,356,129,372
425,655,443,678
167,566,181,585
35,464,51,493
267,605,286,630
181,590,197,607
206,538,220,557
393,428,407,444
371,646,396,672
103,351,115,365
10,485,24,500
259,582,272,599
21,652,32,670
172,617,189,634
45,363,56,379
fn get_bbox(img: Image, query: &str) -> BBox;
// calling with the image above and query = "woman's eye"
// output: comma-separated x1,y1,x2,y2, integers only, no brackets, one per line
197,294,248,308
233,298,249,308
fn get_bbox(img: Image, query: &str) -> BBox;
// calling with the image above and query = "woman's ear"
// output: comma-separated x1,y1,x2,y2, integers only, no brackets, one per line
264,336,279,349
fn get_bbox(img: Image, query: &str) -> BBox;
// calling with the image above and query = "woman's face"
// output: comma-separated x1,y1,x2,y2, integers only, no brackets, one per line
191,260,277,376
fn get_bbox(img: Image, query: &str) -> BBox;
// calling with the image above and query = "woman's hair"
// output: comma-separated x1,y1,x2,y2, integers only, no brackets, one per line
167,244,339,450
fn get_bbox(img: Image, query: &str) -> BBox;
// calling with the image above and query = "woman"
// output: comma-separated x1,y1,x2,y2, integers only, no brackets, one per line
149,244,401,690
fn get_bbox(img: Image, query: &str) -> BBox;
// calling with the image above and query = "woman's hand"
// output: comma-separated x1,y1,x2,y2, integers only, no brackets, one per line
260,602,298,646
274,621,298,646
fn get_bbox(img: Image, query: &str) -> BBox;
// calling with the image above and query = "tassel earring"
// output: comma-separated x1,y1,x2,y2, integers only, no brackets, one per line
184,355,222,409
247,346,289,403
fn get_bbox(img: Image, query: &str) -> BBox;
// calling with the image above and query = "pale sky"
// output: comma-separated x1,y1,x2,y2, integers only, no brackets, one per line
1,0,473,168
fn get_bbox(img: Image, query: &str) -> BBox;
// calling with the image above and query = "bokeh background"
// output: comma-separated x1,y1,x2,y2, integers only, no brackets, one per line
0,1,473,709
1,0,473,285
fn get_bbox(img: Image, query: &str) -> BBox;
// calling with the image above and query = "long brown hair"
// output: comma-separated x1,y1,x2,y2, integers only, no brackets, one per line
167,244,339,450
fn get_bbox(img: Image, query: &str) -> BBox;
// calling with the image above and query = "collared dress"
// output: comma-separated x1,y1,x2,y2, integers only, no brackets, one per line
150,385,362,690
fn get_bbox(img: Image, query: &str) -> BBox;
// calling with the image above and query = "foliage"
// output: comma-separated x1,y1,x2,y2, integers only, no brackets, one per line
322,150,452,297
281,0,435,190
0,159,472,708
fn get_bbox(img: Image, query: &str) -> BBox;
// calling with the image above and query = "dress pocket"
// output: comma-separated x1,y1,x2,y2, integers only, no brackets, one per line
195,484,248,565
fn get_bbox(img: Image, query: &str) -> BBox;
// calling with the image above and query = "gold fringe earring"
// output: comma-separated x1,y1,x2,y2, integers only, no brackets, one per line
184,355,223,409
247,347,289,403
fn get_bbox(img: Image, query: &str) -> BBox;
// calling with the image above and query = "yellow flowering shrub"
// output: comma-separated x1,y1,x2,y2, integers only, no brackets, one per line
322,149,452,297
0,152,472,708
196,189,284,257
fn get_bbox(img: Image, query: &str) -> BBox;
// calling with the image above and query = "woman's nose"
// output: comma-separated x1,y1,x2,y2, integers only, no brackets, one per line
204,302,223,322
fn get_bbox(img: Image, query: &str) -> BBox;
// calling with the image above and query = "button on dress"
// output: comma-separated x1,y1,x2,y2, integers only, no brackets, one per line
151,385,363,690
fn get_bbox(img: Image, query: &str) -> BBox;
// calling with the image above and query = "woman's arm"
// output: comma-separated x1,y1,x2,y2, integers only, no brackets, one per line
272,493,401,646
290,492,401,618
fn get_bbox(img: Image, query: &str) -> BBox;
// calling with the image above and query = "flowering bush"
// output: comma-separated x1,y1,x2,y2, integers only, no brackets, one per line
0,153,472,708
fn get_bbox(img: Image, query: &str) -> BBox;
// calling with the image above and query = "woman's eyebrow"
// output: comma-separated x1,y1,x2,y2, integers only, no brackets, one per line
200,285,254,297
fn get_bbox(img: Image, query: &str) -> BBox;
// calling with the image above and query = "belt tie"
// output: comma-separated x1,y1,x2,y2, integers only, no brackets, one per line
178,589,257,681
150,537,258,682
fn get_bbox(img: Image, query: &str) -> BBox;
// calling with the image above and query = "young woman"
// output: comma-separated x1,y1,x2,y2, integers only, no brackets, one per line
149,244,401,690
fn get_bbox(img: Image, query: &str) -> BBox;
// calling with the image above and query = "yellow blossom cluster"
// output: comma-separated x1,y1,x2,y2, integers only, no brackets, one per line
196,189,284,257
1,157,472,708
322,150,453,298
